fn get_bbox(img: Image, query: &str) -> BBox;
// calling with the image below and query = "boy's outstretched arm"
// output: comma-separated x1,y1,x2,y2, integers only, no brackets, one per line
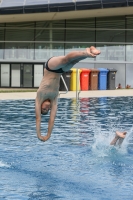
35,97,42,141
46,97,58,141
35,96,58,142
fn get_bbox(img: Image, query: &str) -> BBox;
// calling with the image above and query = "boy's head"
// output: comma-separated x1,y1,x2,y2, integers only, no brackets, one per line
41,99,51,115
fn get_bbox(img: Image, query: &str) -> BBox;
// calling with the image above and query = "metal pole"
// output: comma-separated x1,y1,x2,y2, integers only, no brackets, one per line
59,75,68,95
78,69,81,100
76,69,78,102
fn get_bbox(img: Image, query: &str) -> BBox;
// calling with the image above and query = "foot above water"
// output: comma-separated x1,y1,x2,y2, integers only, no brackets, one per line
115,131,127,138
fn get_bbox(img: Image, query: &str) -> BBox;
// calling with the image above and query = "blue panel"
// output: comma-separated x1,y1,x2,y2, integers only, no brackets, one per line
1,0,24,7
76,0,101,2
24,0,48,13
102,0,127,8
24,5,48,13
49,0,75,12
25,0,48,6
102,0,126,2
76,0,101,3
0,8,23,14
50,0,73,3
76,0,101,10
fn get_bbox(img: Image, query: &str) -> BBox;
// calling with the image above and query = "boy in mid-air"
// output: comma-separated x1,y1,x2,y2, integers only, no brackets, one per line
35,46,101,142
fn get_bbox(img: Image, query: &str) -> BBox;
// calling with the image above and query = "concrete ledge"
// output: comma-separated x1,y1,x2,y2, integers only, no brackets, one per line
60,90,133,98
0,92,36,100
0,90,132,100
77,90,133,98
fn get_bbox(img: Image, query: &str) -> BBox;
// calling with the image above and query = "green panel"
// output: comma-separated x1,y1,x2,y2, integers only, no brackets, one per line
96,16,125,61
5,22,34,41
96,16,125,43
66,18,95,42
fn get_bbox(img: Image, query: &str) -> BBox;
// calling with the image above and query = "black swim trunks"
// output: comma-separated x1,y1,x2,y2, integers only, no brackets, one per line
45,57,64,74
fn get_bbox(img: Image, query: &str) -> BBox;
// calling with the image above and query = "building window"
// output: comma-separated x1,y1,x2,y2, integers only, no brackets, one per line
35,21,65,60
5,22,34,60
96,17,125,61
126,16,133,62
65,18,95,62
0,23,4,59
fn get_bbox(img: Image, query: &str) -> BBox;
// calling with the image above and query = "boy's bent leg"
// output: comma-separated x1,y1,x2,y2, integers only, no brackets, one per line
48,46,101,71
110,133,119,145
117,131,127,146
110,131,127,146
47,56,67,71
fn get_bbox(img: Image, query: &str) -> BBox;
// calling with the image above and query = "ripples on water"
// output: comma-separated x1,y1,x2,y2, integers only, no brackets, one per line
0,97,133,200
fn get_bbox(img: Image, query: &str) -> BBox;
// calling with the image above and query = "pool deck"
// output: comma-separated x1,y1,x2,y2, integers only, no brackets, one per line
0,89,132,100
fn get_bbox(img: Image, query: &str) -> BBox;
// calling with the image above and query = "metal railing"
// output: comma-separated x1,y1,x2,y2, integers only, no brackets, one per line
57,70,80,103
76,69,81,102
59,75,68,97
59,72,80,102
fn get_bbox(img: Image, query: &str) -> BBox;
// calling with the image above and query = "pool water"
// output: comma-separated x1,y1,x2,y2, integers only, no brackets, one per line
0,97,133,200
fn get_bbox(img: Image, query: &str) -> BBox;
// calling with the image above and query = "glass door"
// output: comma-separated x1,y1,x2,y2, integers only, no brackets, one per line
23,64,33,87
11,64,20,87
1,64,10,87
34,64,43,87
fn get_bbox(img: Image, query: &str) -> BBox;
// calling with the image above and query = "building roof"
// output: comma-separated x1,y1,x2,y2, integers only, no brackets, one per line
0,0,131,15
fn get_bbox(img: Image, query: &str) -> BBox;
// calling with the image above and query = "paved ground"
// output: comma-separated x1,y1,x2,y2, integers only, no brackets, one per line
0,89,132,100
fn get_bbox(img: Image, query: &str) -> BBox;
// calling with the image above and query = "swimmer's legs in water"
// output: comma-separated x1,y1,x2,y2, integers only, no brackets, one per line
110,131,127,146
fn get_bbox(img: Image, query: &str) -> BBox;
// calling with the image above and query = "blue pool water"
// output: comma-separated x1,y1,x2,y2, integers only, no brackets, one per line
0,97,133,200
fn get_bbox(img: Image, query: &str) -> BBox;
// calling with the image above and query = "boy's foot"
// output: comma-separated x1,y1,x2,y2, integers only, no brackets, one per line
86,46,101,57
115,131,127,139
90,46,101,55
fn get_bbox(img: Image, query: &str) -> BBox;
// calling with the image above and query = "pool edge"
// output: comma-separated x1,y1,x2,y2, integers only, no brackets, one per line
0,90,132,100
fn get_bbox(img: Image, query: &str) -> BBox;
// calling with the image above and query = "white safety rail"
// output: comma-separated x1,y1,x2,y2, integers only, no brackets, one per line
76,69,81,102
59,72,81,102
58,75,68,97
